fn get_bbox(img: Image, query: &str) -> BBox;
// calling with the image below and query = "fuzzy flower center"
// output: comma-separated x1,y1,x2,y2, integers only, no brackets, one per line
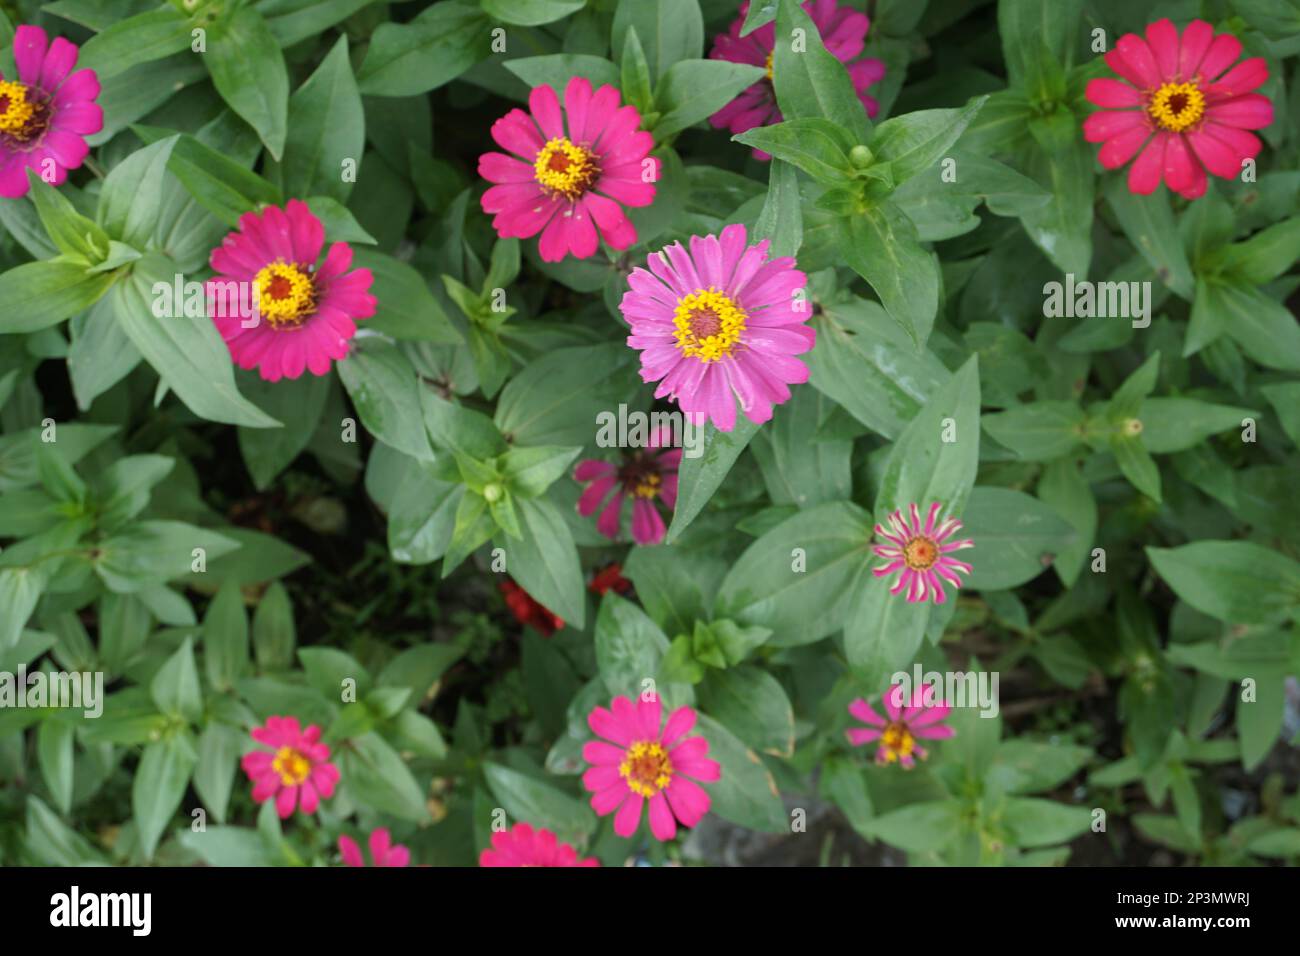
673,287,747,363
272,746,312,786
764,50,775,82
632,471,662,499
878,722,917,764
534,137,599,199
0,80,43,141
253,260,316,327
902,535,940,571
619,741,674,798
1148,81,1205,133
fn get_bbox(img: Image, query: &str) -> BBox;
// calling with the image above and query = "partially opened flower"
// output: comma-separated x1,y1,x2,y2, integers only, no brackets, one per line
479,822,599,867
582,695,720,841
206,199,376,382
0,25,103,197
709,0,884,157
847,684,954,767
339,828,410,867
500,578,564,636
1084,18,1272,199
479,76,657,262
574,428,680,546
621,223,814,432
240,715,340,819
589,563,633,596
872,502,974,604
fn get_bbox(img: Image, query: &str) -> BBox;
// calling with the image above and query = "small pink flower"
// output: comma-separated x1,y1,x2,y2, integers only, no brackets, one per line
621,223,814,432
240,715,340,819
872,502,974,604
574,427,680,546
205,199,376,382
846,684,955,768
709,0,884,158
339,827,410,867
478,76,657,262
582,696,720,841
479,822,599,867
0,25,103,197
1084,18,1272,199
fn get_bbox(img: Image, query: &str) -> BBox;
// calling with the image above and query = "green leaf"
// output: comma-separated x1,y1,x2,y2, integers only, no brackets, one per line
619,27,653,114
655,60,765,138
733,118,854,185
1213,283,1300,372
983,401,1085,461
997,0,1082,101
862,800,962,853
501,53,620,93
1147,542,1300,626
151,637,203,723
26,174,111,262
357,2,491,97
1037,459,1096,588
194,722,241,825
1020,113,1093,276
0,259,117,334
1105,179,1195,300
1211,216,1300,284
133,734,197,859
78,8,193,80
495,497,586,627
698,666,794,757
1003,797,1091,848
753,159,802,258
337,341,436,461
1138,398,1257,454
37,718,75,814
665,417,761,543
838,206,939,347
483,0,586,27
494,343,636,446
611,0,703,82
134,125,282,229
869,97,987,186
771,0,870,142
695,713,787,833
25,796,106,865
501,445,581,498
237,373,330,490
253,581,296,672
1110,434,1161,502
205,5,290,159
483,761,595,846
959,487,1077,590
95,520,241,593
203,581,249,692
594,593,672,699
341,732,430,822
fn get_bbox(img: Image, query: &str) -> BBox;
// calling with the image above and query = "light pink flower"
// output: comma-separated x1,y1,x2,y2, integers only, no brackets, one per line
205,199,376,382
621,223,814,432
478,76,657,262
574,426,680,546
1083,18,1272,199
240,715,340,819
872,502,974,604
846,684,955,768
0,25,103,197
479,822,599,867
339,828,410,867
582,696,720,841
709,0,884,158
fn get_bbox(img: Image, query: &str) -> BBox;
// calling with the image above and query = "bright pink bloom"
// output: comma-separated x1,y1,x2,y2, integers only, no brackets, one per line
872,502,974,604
205,199,375,382
0,26,102,197
478,76,657,262
846,684,955,768
574,427,680,546
479,822,599,867
709,0,884,157
621,223,814,432
339,828,410,867
1084,18,1272,199
240,715,341,819
582,696,720,841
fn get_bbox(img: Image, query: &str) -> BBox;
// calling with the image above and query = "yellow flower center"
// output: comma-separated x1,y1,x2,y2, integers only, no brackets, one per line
534,136,598,199
903,535,940,571
1148,81,1205,133
272,746,312,786
764,50,775,82
619,741,674,798
877,722,917,764
672,287,747,363
0,80,39,139
253,260,316,328
633,472,662,499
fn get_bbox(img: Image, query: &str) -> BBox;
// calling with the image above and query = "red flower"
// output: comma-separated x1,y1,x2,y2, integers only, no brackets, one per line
589,563,633,596
500,579,564,636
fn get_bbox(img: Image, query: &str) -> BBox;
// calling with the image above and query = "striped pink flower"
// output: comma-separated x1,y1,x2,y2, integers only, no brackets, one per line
846,684,955,768
872,502,974,604
240,715,340,819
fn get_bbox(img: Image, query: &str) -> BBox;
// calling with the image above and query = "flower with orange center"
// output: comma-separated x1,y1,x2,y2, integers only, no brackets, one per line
574,425,682,546
533,136,599,200
871,502,974,604
846,684,955,768
253,260,317,328
240,715,340,819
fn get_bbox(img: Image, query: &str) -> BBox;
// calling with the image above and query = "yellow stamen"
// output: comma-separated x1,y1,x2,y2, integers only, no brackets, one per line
633,473,662,499
533,136,598,199
764,51,774,82
877,722,917,765
271,746,311,786
618,741,674,798
1148,81,1205,133
672,287,747,363
902,535,940,571
0,80,37,137
253,260,316,327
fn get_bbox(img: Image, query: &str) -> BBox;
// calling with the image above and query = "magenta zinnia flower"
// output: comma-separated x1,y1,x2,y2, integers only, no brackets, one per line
574,427,680,546
1084,18,1272,199
240,715,341,819
621,223,814,432
479,77,656,262
846,684,954,768
872,502,974,604
0,26,102,198
479,822,599,867
206,199,375,382
582,696,720,841
709,0,884,157
339,828,410,867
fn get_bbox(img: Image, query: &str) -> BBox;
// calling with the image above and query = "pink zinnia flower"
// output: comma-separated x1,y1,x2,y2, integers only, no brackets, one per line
1083,18,1272,199
240,715,341,819
338,828,410,867
478,76,657,262
582,695,720,841
621,224,814,432
709,0,884,157
846,684,955,768
872,502,974,604
205,199,376,382
574,427,680,545
0,25,102,198
479,822,599,867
